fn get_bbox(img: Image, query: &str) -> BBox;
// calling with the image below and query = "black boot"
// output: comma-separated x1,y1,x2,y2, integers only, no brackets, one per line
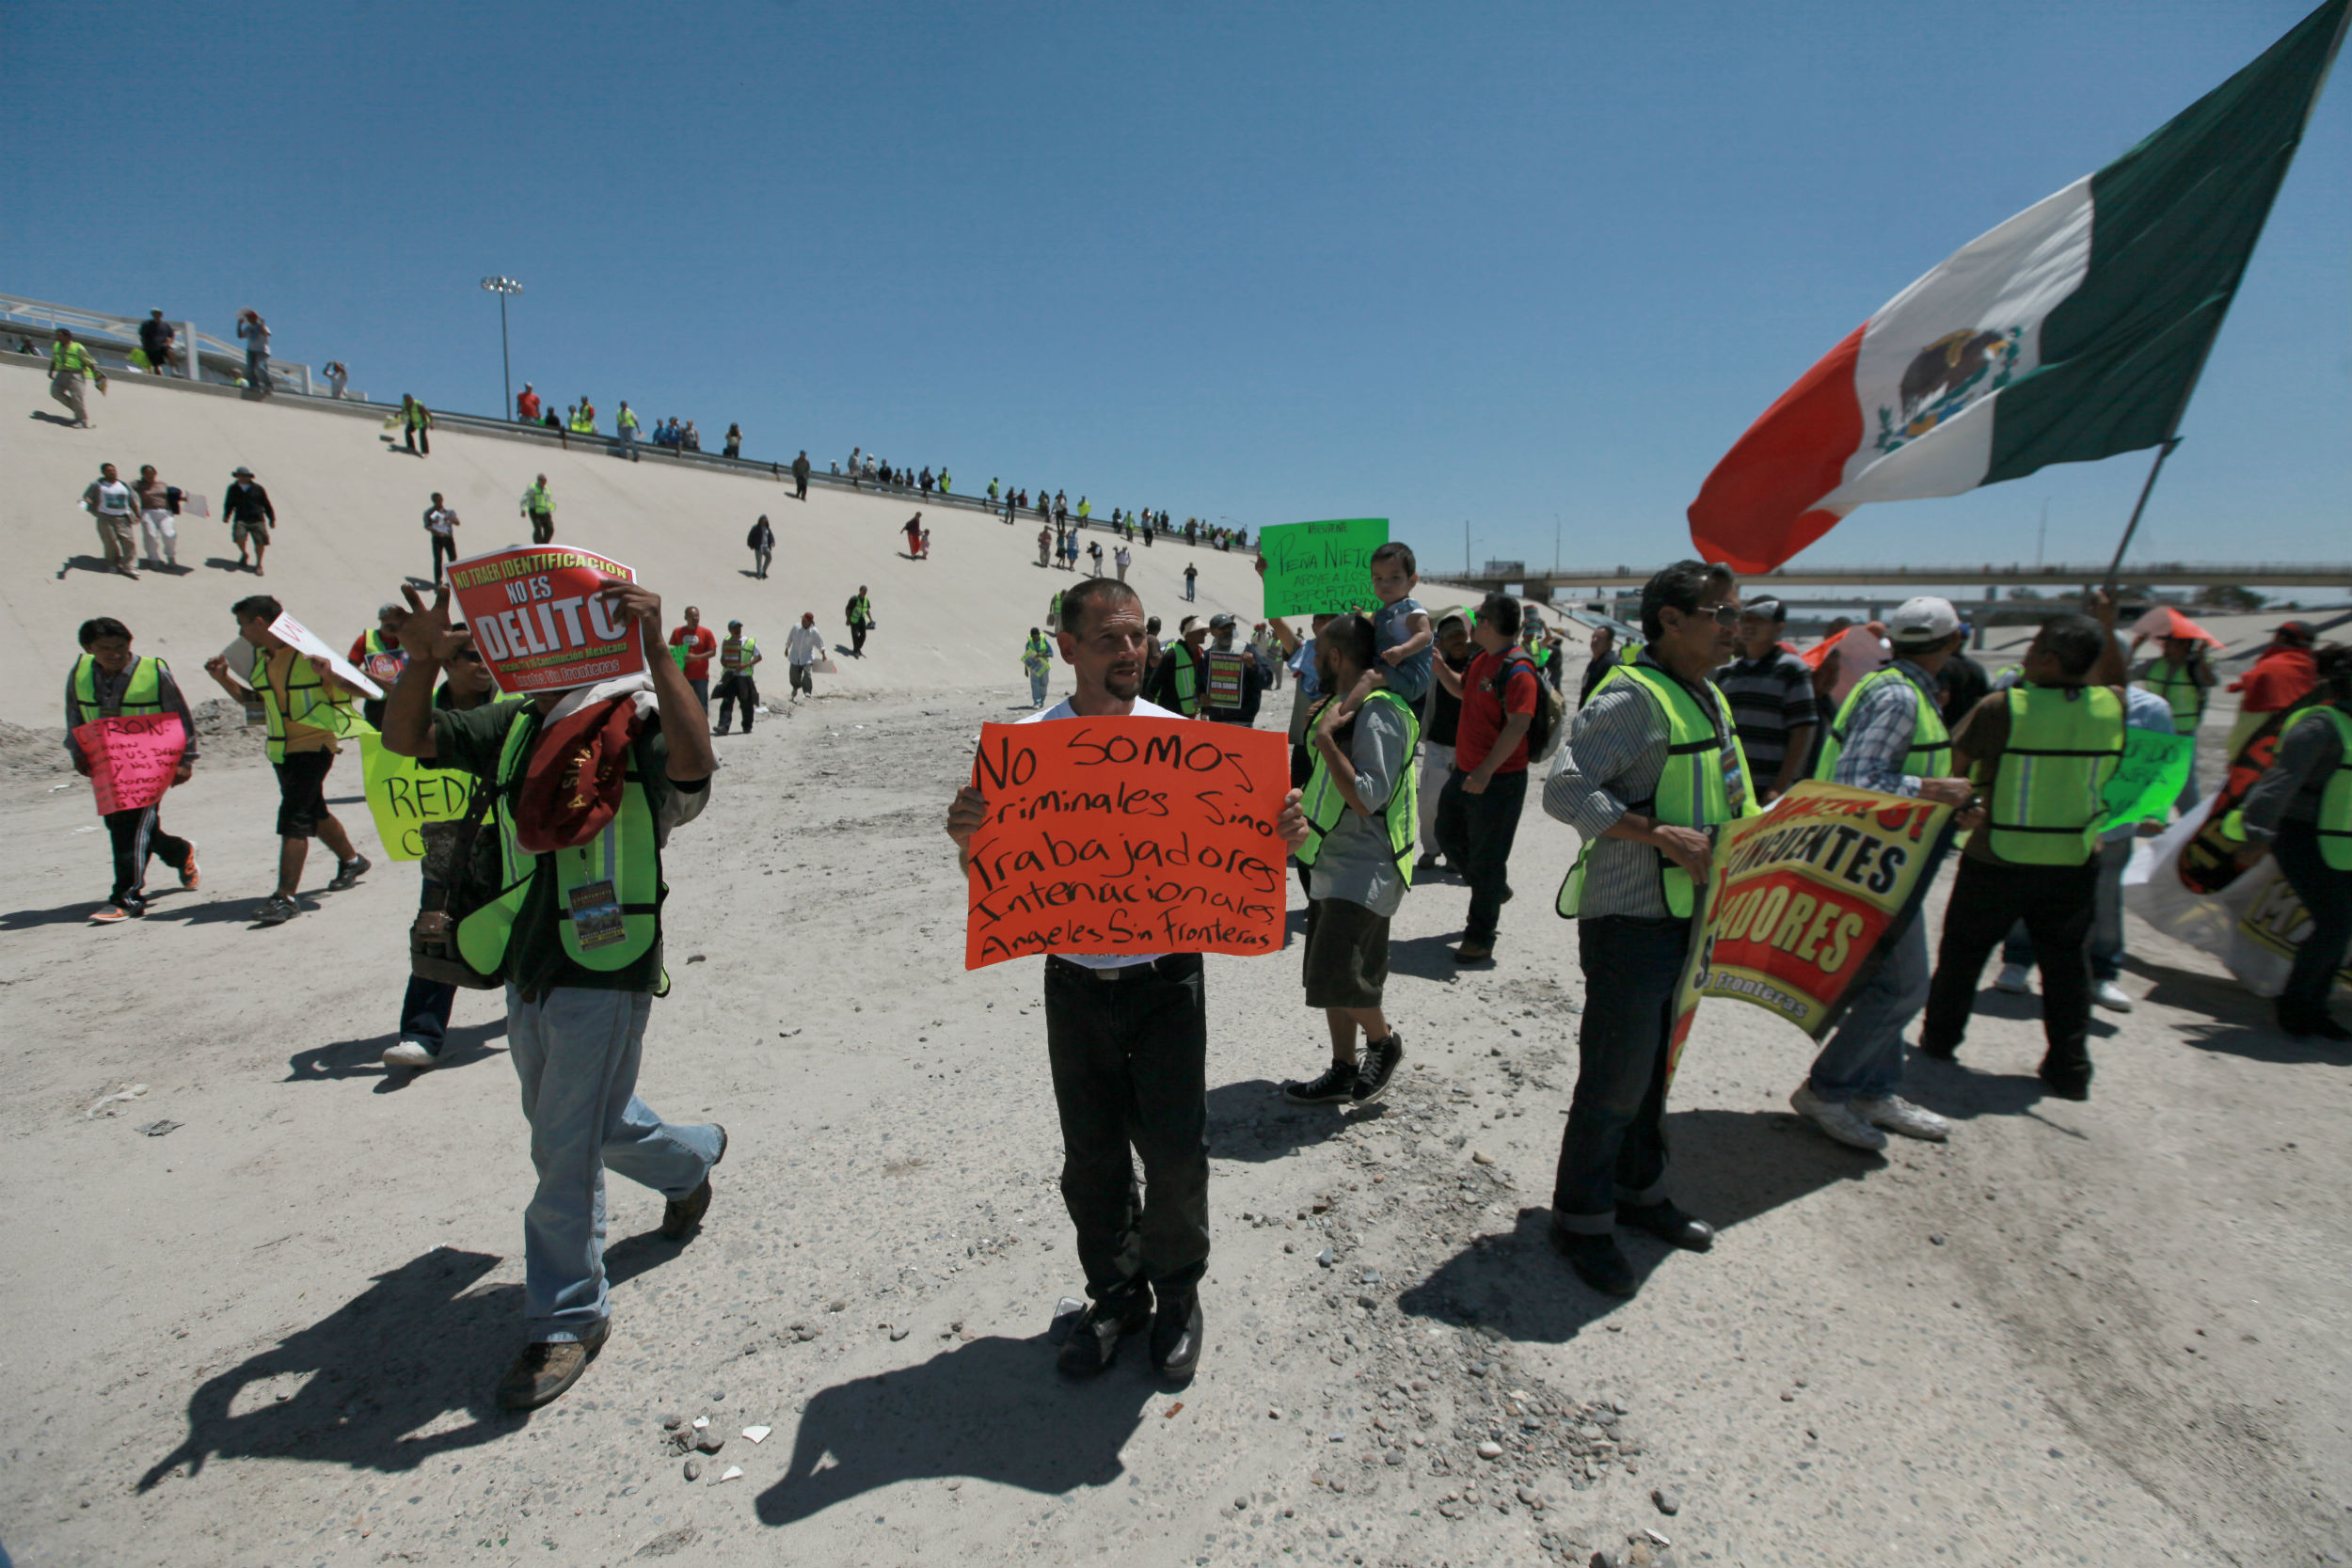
1149,1283,1203,1382
1057,1292,1149,1379
1549,1220,1636,1297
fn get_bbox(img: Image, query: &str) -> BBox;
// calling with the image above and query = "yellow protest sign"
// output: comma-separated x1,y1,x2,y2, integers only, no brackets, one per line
358,733,476,862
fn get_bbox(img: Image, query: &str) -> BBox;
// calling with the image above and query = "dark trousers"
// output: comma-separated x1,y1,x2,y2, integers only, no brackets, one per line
851,622,868,656
2274,819,2352,1026
402,876,456,1053
1042,954,1211,1305
530,511,554,545
1923,854,2098,1083
794,474,808,499
1552,915,1691,1227
717,676,758,731
1434,766,1528,943
430,532,457,584
105,805,189,908
405,424,430,455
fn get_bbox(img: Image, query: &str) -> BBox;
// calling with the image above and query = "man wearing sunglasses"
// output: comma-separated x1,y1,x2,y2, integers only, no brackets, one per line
1543,560,1750,1297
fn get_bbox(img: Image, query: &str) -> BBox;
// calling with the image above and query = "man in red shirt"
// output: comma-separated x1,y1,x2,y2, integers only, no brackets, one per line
515,383,540,423
2225,620,2320,758
1433,592,1541,963
668,606,719,713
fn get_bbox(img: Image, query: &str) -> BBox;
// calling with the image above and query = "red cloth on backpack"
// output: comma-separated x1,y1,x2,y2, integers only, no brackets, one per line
514,696,643,853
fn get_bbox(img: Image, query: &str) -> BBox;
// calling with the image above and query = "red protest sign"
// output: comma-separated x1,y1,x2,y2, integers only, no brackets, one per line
962,717,1291,969
74,715,186,815
446,547,645,697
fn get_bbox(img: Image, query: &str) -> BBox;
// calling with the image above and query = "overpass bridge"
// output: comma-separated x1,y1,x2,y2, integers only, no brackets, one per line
1447,562,2352,595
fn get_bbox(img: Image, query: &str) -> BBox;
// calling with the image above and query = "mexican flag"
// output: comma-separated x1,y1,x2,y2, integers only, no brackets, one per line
1688,0,2348,575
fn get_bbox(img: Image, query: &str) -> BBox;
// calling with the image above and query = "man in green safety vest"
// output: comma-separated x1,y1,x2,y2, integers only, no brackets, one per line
1924,606,2130,1100
2134,628,2216,815
714,619,762,735
1542,561,1750,1297
1788,594,1982,1147
521,475,556,546
67,615,200,922
204,594,371,925
1145,614,1210,718
615,400,641,461
845,586,875,657
49,327,105,428
1279,611,1418,1110
1023,626,1054,709
2230,644,2352,1040
381,572,726,1411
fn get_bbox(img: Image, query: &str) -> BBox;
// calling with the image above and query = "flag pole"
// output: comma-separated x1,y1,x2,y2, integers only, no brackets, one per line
2101,436,2183,593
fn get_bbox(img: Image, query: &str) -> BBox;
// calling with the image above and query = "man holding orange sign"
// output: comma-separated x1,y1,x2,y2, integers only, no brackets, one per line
946,578,1309,1386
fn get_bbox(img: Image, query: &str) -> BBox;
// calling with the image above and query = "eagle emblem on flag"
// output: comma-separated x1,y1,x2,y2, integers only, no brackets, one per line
1874,326,2021,452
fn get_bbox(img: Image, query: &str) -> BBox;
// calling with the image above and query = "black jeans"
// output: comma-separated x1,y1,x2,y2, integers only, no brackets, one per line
1042,954,1211,1305
105,804,190,908
1434,766,1528,944
1923,854,2097,1082
2273,818,2352,1026
851,622,868,657
430,533,457,584
401,877,455,1053
530,512,554,545
717,676,758,731
1553,914,1691,1227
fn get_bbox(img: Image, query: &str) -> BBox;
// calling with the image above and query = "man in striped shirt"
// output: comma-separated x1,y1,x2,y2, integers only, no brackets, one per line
1712,597,1818,806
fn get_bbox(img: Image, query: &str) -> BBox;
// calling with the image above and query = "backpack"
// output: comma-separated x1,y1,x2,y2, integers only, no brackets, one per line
746,522,766,548
1507,651,1566,764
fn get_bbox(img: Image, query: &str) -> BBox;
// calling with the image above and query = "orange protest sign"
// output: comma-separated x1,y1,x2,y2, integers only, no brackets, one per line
446,546,645,696
962,717,1291,969
73,715,186,815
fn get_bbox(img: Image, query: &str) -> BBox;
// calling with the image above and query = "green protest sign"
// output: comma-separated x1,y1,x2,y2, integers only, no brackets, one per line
359,733,474,862
2102,729,2194,827
1258,518,1389,619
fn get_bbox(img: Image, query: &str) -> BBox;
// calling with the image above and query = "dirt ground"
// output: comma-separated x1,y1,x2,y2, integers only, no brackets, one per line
3,684,2348,1568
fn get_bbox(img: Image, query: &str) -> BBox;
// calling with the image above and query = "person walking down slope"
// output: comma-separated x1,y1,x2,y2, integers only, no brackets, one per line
2230,643,2352,1041
1038,525,1053,568
203,594,372,926
67,616,200,923
1184,563,1198,602
224,466,276,575
81,463,139,578
522,475,556,546
786,612,825,702
845,587,875,657
747,515,774,580
1115,543,1131,583
424,492,461,586
401,394,434,456
792,450,811,501
715,620,763,734
380,576,727,1411
49,328,105,428
1024,626,1054,709
904,513,925,558
668,607,718,711
134,463,183,570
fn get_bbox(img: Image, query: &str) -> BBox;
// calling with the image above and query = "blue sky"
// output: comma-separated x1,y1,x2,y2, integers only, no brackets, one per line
6,1,2344,578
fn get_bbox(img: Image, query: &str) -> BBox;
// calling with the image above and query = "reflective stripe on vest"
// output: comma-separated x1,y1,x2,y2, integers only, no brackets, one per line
72,654,166,724
455,707,665,980
2142,658,2206,732
259,653,350,764
1557,662,1756,920
1982,686,2126,865
1168,643,1201,717
1294,690,1422,883
723,636,757,672
1816,667,1951,783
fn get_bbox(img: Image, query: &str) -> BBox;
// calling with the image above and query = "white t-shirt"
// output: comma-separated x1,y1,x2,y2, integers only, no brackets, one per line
786,626,826,666
91,480,134,515
1013,695,1182,969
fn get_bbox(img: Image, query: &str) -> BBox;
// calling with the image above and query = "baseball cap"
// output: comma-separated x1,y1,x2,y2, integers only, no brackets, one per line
1885,596,1961,646
2272,620,2315,643
231,466,254,477
1208,612,1236,630
1745,596,1788,622
727,619,742,630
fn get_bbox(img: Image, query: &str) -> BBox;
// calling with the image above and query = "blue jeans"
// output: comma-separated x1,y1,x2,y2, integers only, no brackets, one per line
1552,915,1691,1229
1807,914,1929,1101
2174,745,2201,814
506,986,723,1342
1029,671,1049,707
2002,835,2130,982
401,877,456,1053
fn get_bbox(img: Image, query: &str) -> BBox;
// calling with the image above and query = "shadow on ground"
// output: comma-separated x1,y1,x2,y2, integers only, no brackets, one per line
1396,1107,1876,1339
287,1020,511,1084
1206,1078,1391,1163
756,1334,1153,1528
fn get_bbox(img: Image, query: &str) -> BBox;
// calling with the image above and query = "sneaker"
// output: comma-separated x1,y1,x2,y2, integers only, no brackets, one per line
254,893,300,926
1789,1085,1888,1151
1994,963,2032,994
1352,1034,1406,1104
1851,1093,1950,1142
2092,979,2134,1013
496,1321,611,1411
660,1125,726,1239
89,905,133,925
381,1040,439,1070
177,843,200,890
326,855,372,892
1282,1061,1358,1105
1453,942,1494,965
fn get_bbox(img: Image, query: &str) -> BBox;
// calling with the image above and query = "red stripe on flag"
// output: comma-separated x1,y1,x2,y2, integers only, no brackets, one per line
1687,324,1866,574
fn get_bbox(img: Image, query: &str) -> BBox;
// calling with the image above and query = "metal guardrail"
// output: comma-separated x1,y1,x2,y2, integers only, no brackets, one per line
1470,562,2352,590
1,293,326,396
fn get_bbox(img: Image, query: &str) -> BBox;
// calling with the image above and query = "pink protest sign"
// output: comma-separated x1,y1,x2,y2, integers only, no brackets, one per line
73,715,187,815
445,546,646,696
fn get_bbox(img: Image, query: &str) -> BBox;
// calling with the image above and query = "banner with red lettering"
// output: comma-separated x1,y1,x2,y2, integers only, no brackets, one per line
446,547,644,696
962,718,1291,969
1666,780,1956,1080
74,715,187,815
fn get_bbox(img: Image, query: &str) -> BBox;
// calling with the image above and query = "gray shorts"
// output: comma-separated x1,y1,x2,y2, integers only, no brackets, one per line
1302,895,1390,1010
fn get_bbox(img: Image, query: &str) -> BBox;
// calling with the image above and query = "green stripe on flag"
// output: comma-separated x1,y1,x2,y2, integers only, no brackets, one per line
1984,0,2349,484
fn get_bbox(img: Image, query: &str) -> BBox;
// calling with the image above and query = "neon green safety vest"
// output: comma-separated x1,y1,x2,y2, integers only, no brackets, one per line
619,408,639,431
2314,707,2352,871
1980,686,2126,865
1558,662,1756,920
1817,666,1951,784
723,635,758,673
457,706,666,981
51,341,98,377
524,484,554,515
1295,689,1422,882
1165,642,1201,718
2141,658,2207,733
570,409,593,433
1023,636,1052,677
257,652,353,764
72,654,167,723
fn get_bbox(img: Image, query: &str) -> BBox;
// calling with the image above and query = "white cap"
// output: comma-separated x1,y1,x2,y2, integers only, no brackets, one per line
1886,595,1961,646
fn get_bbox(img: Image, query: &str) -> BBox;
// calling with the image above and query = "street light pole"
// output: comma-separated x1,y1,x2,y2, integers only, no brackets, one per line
481,276,523,418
